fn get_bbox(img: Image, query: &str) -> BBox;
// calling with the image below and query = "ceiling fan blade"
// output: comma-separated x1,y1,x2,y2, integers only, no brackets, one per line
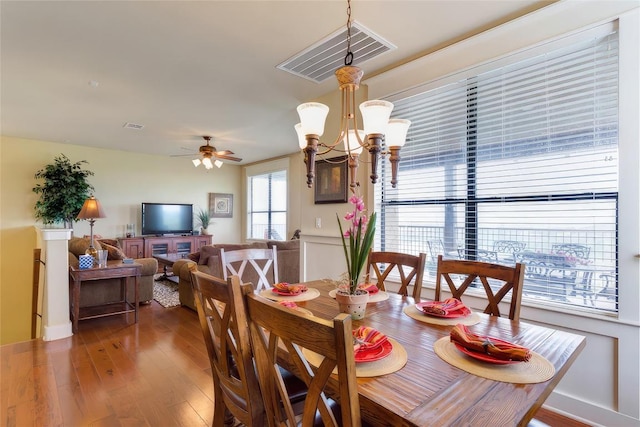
214,150,234,156
215,154,242,162
171,153,198,157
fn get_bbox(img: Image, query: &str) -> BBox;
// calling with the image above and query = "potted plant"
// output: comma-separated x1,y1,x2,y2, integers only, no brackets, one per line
32,154,95,230
195,207,211,235
335,187,376,319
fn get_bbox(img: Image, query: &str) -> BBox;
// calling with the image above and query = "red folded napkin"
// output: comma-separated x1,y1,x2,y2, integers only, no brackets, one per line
358,283,380,294
272,282,307,294
421,298,468,316
450,324,531,362
278,301,298,309
353,326,388,354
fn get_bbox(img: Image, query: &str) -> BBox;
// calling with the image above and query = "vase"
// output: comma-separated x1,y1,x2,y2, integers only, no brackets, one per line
335,289,369,320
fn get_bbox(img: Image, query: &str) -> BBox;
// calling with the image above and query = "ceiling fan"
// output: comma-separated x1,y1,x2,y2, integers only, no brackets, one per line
178,136,242,169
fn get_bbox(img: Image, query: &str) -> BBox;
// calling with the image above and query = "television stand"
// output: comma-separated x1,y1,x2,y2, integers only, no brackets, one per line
118,235,213,263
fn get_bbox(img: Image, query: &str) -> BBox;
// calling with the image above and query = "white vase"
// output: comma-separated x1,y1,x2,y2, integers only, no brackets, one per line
335,289,369,320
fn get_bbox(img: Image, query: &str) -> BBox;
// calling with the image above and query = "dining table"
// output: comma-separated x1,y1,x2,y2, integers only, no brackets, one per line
272,279,586,427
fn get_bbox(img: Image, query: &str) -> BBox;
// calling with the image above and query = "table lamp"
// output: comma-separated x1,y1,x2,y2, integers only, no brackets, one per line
77,195,106,259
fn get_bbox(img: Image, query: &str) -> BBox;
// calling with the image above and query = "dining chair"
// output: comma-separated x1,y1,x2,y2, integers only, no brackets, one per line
191,270,308,427
219,246,278,290
366,250,426,300
240,283,362,427
190,270,265,426
434,254,525,321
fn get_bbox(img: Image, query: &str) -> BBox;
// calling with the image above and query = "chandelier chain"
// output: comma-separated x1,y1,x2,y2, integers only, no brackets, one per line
344,0,353,66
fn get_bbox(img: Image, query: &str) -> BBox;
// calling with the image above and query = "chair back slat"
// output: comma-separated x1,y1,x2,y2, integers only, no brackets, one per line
220,247,279,290
190,270,265,426
434,255,525,321
242,285,361,427
366,251,426,300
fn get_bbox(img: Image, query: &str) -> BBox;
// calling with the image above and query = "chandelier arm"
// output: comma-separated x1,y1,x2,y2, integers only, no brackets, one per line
303,135,319,188
366,134,383,184
389,146,401,188
348,154,359,189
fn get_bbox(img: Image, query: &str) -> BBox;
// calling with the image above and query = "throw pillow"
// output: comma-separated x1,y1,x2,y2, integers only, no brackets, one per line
187,252,200,262
100,242,126,260
198,245,218,265
97,238,120,249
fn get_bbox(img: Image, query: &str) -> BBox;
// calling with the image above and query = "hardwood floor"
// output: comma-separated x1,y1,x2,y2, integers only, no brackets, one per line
1,301,590,427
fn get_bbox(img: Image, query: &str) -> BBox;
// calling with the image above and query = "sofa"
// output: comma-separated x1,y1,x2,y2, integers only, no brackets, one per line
67,237,158,306
173,239,300,311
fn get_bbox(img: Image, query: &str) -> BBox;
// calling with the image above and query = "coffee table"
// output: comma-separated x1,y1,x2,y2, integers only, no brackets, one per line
68,260,141,333
153,253,185,283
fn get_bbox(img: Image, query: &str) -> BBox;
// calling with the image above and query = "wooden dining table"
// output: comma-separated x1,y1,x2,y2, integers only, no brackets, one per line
281,279,586,427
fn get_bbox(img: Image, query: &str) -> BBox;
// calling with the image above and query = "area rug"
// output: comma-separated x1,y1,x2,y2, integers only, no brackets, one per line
153,278,180,308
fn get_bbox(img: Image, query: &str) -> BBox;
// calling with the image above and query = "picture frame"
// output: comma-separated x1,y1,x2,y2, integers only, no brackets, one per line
314,156,348,204
209,193,234,218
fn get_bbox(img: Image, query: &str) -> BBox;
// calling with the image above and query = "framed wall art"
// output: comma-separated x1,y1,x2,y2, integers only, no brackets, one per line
314,156,348,204
209,193,234,218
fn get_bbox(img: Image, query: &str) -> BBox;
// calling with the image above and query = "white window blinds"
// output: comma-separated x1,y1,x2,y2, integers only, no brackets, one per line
375,24,619,313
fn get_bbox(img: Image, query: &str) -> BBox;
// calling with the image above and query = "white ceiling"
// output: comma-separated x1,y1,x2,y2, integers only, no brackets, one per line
1,0,553,165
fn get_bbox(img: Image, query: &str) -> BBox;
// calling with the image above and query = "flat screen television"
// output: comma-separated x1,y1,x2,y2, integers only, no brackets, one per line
141,203,193,236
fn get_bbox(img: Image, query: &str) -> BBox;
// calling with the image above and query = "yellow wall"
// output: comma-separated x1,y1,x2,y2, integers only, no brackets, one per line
0,136,243,344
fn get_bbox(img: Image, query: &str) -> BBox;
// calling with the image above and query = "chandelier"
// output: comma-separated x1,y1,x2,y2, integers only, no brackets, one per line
295,0,410,189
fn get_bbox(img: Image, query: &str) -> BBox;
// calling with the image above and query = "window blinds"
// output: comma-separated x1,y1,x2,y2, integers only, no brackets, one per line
375,25,619,313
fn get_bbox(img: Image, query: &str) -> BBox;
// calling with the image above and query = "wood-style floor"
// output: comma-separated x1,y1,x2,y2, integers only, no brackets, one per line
1,301,590,427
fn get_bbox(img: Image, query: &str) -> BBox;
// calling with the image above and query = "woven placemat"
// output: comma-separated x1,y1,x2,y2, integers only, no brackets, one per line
433,337,555,384
403,304,481,326
328,289,390,303
259,287,320,302
303,338,407,378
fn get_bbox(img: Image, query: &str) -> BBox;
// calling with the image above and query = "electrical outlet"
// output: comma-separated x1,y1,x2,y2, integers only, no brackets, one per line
315,217,321,228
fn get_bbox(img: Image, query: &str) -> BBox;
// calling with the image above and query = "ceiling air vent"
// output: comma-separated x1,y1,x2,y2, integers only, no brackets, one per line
123,122,144,130
277,21,395,84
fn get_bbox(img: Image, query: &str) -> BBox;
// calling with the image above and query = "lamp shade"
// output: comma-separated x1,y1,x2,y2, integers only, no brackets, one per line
295,123,307,149
77,196,106,220
342,129,365,155
214,159,223,168
386,119,411,147
297,102,329,136
202,157,213,169
359,100,394,135
192,158,202,167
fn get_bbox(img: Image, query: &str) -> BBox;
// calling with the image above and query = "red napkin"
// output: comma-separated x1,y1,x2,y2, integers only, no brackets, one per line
421,298,468,316
358,283,380,294
272,282,307,294
450,324,531,362
353,326,388,354
278,301,298,309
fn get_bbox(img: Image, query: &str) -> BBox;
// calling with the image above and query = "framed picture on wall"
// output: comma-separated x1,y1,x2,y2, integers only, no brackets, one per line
314,156,348,204
209,193,234,218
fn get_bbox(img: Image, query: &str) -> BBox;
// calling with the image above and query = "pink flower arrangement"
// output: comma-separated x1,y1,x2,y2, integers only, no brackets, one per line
336,190,376,295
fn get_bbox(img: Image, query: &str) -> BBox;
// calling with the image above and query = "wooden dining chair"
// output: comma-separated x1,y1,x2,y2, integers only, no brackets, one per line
240,283,362,427
190,270,265,426
366,250,427,300
434,254,525,321
220,247,278,290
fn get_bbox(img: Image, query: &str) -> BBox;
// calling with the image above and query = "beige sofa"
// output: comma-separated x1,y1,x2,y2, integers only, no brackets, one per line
68,237,158,306
173,240,300,311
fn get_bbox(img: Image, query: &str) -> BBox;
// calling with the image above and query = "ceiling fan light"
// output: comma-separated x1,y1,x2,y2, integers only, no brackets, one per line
192,158,202,167
202,157,213,169
214,159,223,168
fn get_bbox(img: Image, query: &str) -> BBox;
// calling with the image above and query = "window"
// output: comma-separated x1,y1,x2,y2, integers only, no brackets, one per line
375,24,619,314
248,169,287,240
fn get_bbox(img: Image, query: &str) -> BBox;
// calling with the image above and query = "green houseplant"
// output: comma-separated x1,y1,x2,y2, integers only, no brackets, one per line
195,207,212,234
32,154,95,228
